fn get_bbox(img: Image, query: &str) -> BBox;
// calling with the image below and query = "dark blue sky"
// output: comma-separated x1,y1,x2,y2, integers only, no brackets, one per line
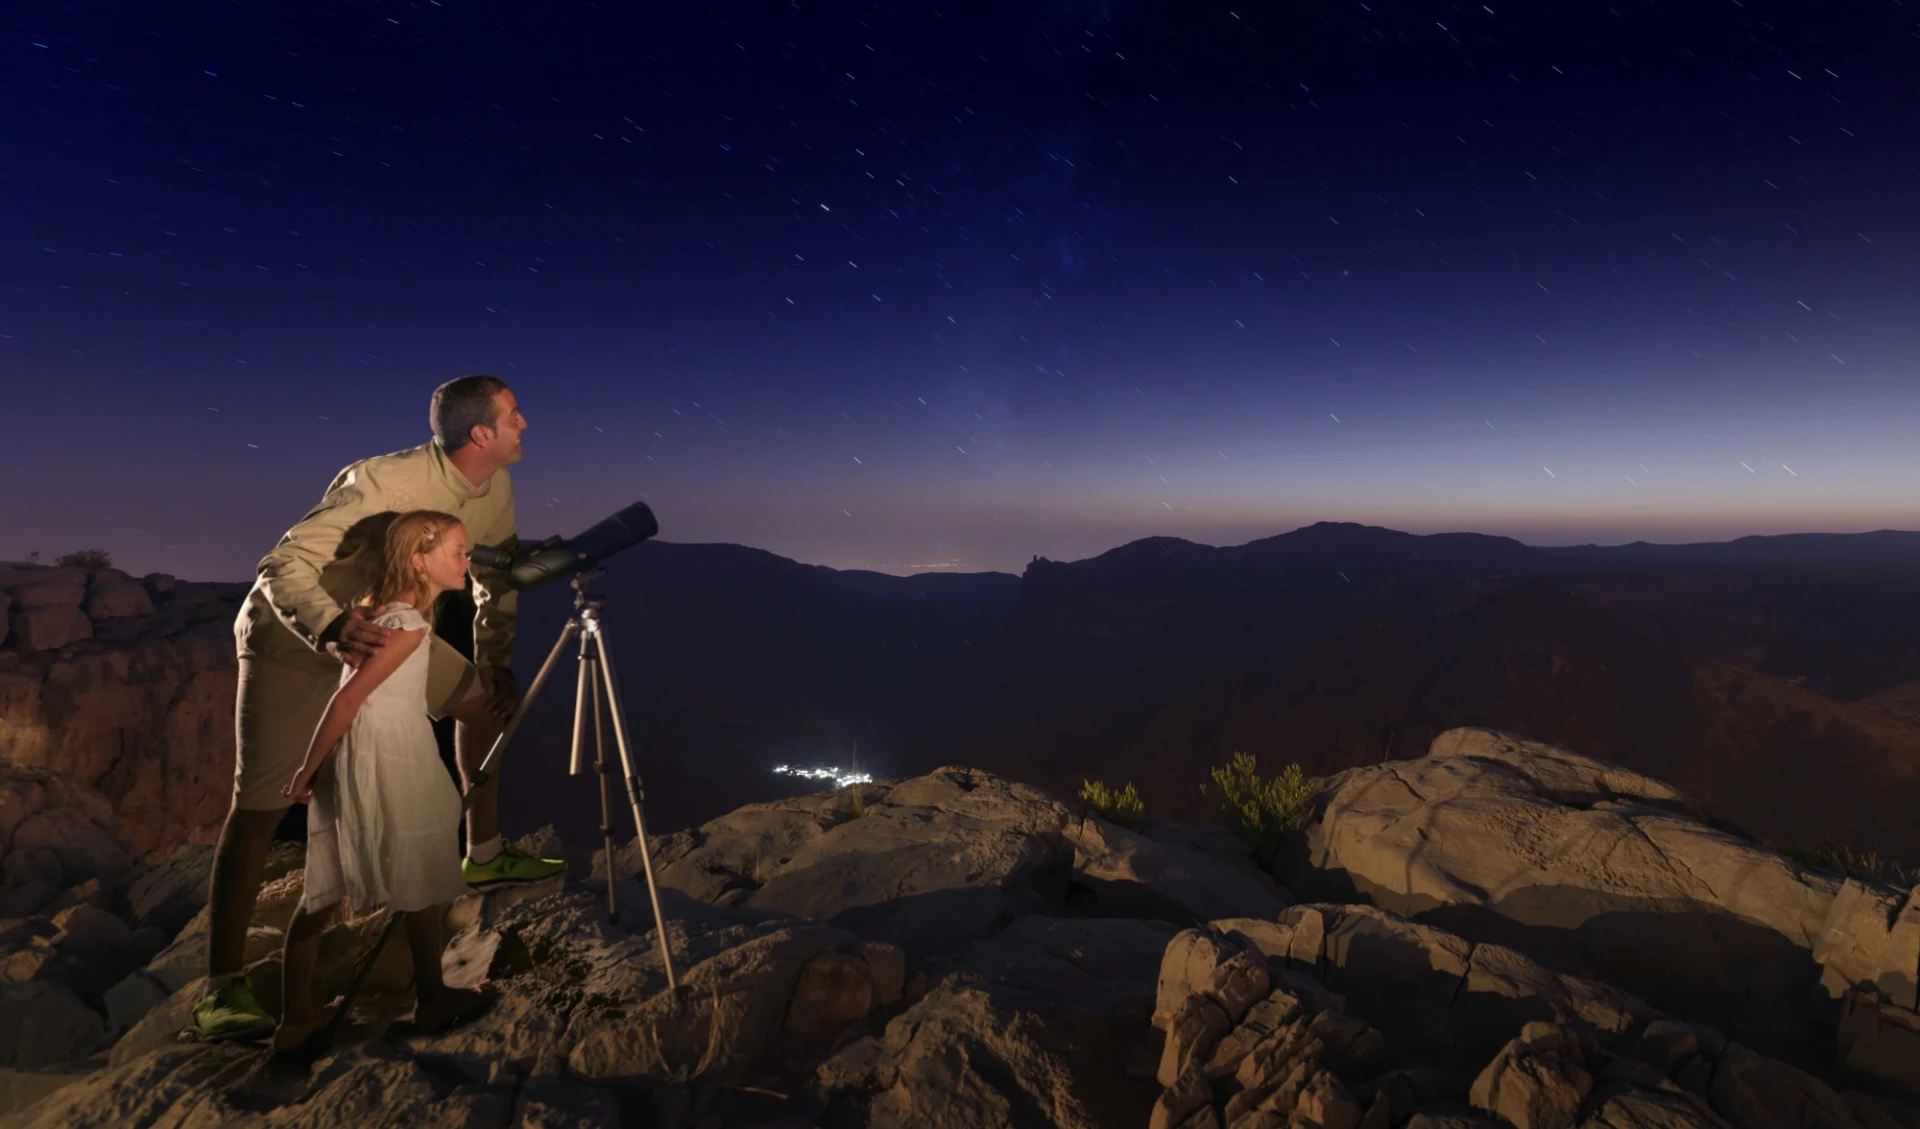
6,0,1917,579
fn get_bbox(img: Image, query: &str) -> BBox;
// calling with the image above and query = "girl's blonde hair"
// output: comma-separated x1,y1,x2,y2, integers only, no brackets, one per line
364,510,464,625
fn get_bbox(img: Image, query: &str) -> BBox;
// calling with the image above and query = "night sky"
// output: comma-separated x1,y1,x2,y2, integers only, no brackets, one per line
7,0,1918,581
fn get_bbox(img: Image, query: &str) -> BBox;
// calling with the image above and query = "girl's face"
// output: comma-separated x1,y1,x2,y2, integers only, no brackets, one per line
412,524,471,596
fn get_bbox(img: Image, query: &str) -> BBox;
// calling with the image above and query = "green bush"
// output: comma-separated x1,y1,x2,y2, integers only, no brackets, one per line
56,548,112,570
1204,752,1315,868
1079,779,1145,828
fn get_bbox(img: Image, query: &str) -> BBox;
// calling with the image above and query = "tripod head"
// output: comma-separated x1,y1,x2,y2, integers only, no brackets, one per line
570,567,604,602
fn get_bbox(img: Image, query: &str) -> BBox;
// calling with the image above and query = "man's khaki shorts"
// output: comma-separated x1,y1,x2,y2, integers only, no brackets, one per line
232,635,485,811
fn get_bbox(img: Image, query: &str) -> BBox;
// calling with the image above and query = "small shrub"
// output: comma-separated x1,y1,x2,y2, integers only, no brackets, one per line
25,550,41,564
834,784,870,822
1079,779,1145,828
1783,841,1915,888
1204,752,1315,868
56,548,112,570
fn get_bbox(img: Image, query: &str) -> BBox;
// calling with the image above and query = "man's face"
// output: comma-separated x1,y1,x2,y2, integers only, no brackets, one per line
477,389,528,465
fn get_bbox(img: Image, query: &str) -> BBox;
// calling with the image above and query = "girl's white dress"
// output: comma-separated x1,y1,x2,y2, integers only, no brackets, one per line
301,603,468,915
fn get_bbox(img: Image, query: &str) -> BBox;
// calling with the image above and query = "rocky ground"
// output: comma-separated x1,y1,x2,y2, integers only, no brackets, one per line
4,731,1920,1126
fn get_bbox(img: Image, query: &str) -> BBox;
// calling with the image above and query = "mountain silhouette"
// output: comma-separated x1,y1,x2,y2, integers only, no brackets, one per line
483,523,1920,864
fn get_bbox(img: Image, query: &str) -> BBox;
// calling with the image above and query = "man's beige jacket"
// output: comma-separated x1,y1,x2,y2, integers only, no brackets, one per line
234,441,517,669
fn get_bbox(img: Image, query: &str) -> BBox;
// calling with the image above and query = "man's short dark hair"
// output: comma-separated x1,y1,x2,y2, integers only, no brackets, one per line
431,374,511,452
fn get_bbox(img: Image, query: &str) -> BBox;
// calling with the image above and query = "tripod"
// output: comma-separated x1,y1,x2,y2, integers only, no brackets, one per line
317,570,679,1050
486,567,679,985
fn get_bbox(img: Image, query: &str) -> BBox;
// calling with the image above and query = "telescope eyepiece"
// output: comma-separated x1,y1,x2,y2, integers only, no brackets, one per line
468,543,514,571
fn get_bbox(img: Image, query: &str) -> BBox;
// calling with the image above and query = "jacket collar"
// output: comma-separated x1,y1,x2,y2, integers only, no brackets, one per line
428,440,493,500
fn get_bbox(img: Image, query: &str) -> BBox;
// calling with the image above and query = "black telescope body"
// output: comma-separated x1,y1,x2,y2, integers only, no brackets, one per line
468,500,658,591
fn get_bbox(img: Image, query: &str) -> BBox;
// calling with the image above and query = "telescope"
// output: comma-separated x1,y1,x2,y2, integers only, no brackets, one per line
469,500,658,590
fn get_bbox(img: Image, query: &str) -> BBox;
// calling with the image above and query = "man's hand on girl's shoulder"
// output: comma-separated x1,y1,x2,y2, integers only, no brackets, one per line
325,606,396,669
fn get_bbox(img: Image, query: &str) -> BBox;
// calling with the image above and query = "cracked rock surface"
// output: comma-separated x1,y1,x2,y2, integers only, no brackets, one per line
1153,906,1906,1129
1297,726,1920,1079
9,736,1920,1126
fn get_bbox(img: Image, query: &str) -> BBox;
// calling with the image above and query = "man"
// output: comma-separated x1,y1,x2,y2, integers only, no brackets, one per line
188,374,565,1042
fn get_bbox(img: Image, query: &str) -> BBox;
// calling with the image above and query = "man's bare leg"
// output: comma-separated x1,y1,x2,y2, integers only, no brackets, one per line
207,805,287,976
451,690,562,883
186,803,286,1041
454,709,503,849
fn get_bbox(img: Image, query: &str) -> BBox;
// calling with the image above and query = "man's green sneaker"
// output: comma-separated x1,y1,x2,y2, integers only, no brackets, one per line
183,979,275,1043
463,840,565,888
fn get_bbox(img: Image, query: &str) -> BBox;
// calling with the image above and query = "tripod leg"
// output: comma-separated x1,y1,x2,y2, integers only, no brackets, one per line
590,632,680,991
588,646,620,921
466,619,582,795
568,641,592,777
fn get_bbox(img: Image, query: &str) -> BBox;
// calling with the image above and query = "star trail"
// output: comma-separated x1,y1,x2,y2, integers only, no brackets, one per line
5,0,1917,578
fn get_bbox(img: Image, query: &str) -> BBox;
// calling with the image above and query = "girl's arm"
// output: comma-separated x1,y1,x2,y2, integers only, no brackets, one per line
283,626,427,801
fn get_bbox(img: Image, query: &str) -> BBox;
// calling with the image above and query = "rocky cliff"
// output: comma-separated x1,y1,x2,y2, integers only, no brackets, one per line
7,731,1920,1127
0,564,243,859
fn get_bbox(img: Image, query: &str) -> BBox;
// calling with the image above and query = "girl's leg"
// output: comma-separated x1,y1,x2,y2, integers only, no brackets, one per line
402,906,446,997
280,903,335,1021
403,905,497,1032
273,902,338,1050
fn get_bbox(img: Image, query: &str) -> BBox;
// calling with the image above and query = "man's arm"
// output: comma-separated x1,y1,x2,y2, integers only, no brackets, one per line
470,474,518,670
257,461,382,654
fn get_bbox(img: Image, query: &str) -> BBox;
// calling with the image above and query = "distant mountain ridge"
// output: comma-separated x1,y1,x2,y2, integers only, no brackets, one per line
1538,528,1920,567
482,523,1920,865
1048,521,1920,576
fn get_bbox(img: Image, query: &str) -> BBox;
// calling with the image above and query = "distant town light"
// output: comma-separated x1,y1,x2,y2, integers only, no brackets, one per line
773,764,874,788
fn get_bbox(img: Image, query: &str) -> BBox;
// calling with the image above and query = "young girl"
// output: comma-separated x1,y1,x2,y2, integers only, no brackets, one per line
274,510,497,1050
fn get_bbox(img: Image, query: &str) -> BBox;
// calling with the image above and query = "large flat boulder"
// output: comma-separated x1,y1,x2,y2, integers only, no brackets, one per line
5,569,86,610
626,768,1292,961
1067,813,1293,924
83,581,152,621
627,768,1081,961
7,607,91,652
1298,727,1845,1058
